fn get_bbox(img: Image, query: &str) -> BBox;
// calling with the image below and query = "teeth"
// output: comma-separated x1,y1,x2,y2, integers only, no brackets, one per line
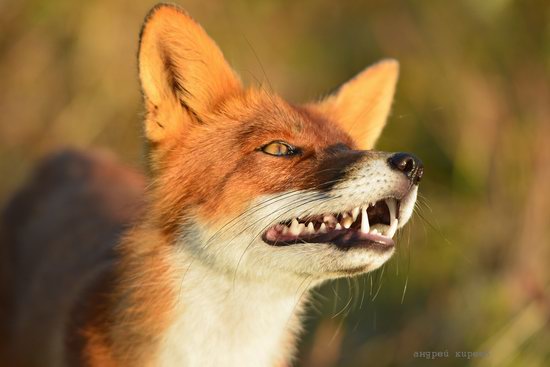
289,219,300,235
342,216,353,229
385,198,398,238
360,207,369,233
386,198,396,220
279,199,401,239
387,218,398,238
351,207,360,221
323,215,336,224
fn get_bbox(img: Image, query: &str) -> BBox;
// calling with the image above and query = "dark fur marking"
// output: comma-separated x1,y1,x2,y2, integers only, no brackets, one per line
313,150,365,192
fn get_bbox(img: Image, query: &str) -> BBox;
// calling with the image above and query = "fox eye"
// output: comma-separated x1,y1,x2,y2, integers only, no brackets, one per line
259,141,300,157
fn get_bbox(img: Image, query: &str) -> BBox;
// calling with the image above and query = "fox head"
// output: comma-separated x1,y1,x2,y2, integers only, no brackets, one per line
138,4,423,284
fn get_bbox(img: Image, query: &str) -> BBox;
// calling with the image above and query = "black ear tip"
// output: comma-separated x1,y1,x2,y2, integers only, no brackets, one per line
139,3,194,46
145,3,188,21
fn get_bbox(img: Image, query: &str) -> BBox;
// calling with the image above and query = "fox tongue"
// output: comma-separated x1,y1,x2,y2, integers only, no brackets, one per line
264,226,341,244
334,230,393,247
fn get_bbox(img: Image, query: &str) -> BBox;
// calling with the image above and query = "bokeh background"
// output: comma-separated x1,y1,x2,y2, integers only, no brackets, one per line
1,0,549,366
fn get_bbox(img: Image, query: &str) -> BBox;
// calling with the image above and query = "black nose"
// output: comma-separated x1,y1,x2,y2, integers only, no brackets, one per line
388,152,424,184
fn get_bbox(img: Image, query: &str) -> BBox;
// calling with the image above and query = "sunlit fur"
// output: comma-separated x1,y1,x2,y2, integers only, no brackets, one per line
82,4,411,366
0,3,417,367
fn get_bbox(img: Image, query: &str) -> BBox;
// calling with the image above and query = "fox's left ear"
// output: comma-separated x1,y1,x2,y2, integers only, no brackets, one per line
138,4,242,143
311,59,399,150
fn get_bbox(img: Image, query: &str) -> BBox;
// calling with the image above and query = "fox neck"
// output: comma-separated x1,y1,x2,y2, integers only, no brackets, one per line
158,255,309,367
82,225,310,367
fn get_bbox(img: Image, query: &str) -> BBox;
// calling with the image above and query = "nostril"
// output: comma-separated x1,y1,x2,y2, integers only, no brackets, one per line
388,152,424,184
399,157,415,174
388,152,416,174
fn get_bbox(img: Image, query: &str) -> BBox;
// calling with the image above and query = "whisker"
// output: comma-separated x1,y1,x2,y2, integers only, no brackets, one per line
204,171,352,246
211,177,367,251
400,275,409,305
360,275,367,310
284,276,314,331
232,195,344,286
371,265,385,301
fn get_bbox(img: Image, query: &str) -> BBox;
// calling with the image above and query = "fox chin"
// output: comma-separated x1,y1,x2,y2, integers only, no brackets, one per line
0,3,423,367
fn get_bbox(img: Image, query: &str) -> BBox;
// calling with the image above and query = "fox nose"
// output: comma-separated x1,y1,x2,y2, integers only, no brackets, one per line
388,152,424,184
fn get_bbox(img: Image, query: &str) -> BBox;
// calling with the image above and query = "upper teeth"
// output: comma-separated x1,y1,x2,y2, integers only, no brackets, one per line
351,207,360,221
360,207,369,233
277,198,400,239
386,198,398,238
290,218,300,235
342,216,353,229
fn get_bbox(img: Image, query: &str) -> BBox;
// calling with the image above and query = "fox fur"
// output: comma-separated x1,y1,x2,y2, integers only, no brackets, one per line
0,4,422,367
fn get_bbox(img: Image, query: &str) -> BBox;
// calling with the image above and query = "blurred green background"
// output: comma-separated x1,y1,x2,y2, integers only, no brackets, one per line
1,0,549,366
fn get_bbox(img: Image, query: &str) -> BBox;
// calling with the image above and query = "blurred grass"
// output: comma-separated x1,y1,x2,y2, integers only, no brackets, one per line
1,0,549,366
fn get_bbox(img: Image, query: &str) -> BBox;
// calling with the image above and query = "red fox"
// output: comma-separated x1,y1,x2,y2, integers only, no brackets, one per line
0,3,423,367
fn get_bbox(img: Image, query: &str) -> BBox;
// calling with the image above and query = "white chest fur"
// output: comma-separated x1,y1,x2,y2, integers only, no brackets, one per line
156,261,307,367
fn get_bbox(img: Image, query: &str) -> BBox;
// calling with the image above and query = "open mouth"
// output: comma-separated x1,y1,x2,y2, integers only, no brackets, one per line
263,198,400,250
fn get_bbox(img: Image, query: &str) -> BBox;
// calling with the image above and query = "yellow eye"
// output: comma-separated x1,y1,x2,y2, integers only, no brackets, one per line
259,141,299,157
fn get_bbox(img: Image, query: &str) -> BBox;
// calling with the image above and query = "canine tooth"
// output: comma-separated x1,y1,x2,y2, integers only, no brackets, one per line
385,198,398,238
360,207,369,233
319,223,327,233
352,207,360,221
342,216,353,229
386,198,397,220
387,218,398,238
307,222,315,234
335,223,342,230
290,219,300,235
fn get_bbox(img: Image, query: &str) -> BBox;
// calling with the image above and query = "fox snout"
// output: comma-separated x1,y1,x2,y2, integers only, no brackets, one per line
315,148,423,192
257,148,422,256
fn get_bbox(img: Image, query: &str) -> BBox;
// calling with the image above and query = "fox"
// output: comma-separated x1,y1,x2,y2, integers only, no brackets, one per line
0,3,424,367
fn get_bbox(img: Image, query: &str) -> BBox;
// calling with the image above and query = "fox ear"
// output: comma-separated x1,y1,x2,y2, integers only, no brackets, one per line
138,4,242,142
313,59,399,150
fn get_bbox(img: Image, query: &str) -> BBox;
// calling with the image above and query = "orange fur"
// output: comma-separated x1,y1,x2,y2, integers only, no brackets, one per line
79,230,176,366
0,4,405,366
311,59,399,150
